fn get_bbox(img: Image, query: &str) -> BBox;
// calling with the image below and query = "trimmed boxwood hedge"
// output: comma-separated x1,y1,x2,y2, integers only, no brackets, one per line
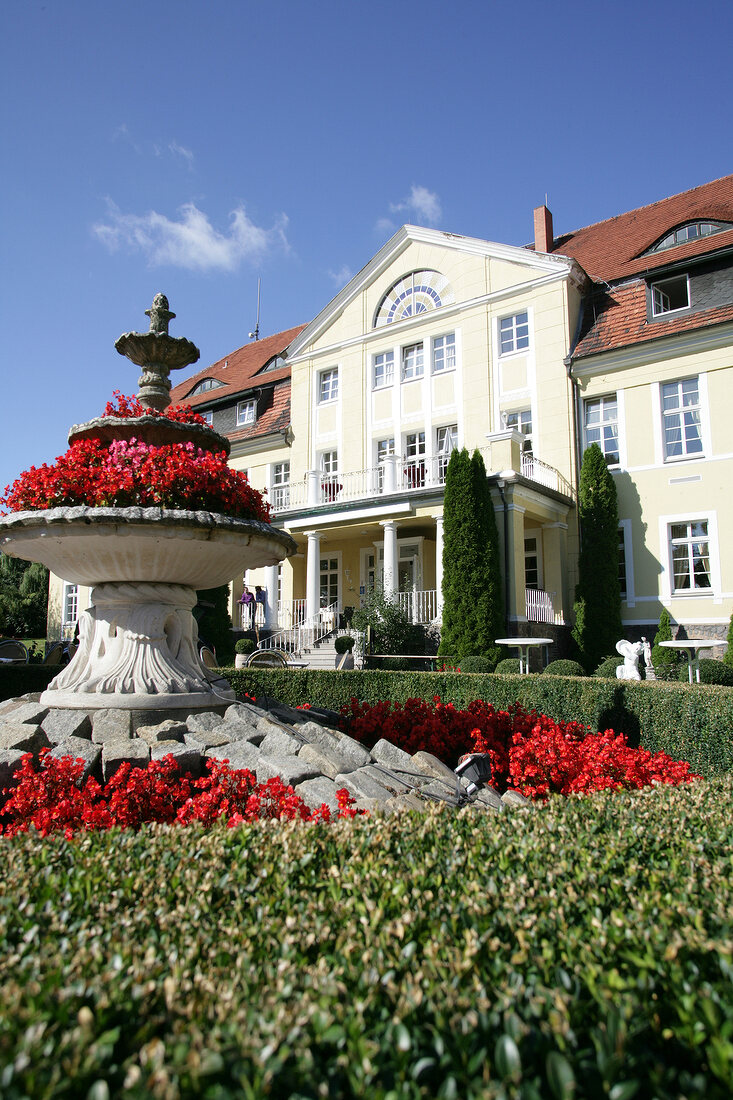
0,779,731,1098
227,667,733,777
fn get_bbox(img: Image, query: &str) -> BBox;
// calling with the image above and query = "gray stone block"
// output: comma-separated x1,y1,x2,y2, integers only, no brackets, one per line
92,710,132,743
383,792,426,814
420,779,462,806
183,729,233,749
41,710,93,746
186,711,224,733
0,723,50,754
150,741,203,776
225,702,263,727
297,742,344,780
255,754,321,787
102,738,150,782
135,720,188,746
5,703,49,727
371,738,413,770
206,741,260,772
0,749,25,790
411,750,463,784
358,764,413,796
334,767,395,808
216,718,265,745
475,786,504,812
51,737,103,783
502,789,532,810
294,775,340,813
300,724,371,770
259,728,304,757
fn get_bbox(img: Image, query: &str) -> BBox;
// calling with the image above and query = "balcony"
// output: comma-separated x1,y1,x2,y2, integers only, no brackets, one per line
271,445,572,516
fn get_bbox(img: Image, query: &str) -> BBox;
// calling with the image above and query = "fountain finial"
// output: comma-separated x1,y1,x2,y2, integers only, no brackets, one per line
114,294,200,411
145,293,175,334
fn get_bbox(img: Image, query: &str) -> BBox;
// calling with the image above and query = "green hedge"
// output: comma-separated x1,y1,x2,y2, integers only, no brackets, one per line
1,779,732,1098
227,668,733,777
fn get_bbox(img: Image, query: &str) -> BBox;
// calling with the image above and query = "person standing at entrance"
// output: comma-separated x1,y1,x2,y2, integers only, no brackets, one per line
239,586,255,631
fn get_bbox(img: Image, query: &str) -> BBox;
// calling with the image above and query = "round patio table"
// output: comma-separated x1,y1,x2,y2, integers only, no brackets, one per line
495,637,553,675
658,639,721,683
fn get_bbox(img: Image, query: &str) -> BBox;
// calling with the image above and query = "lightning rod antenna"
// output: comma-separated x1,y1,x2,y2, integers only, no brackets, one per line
249,279,261,341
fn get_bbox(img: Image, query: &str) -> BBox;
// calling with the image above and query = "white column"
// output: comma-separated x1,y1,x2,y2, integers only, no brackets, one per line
381,520,398,600
305,531,321,621
434,514,444,621
307,470,321,506
264,564,279,629
382,454,399,494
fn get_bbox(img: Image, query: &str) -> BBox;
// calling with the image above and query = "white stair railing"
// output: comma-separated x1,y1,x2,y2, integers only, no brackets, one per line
396,589,439,624
257,601,338,656
525,588,564,625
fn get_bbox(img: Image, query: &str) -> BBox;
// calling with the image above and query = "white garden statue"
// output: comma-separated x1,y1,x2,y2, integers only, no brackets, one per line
615,639,644,680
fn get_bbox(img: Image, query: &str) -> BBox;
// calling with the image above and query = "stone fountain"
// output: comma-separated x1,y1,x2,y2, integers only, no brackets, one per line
0,296,296,712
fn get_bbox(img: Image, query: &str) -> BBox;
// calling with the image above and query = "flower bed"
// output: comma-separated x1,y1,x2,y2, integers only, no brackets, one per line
1,393,269,522
343,696,699,798
0,751,359,838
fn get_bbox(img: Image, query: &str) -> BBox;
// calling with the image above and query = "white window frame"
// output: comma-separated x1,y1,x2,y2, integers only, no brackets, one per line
319,450,338,477
401,342,424,381
436,424,457,481
651,274,690,317
524,534,542,590
372,350,394,389
236,398,256,426
658,511,720,602
583,394,620,466
319,367,339,404
62,582,78,639
660,376,705,462
504,408,534,453
201,410,214,427
271,461,290,510
499,311,530,355
432,333,456,374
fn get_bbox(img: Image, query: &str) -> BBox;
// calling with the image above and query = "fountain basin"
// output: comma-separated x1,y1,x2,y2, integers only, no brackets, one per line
0,507,296,710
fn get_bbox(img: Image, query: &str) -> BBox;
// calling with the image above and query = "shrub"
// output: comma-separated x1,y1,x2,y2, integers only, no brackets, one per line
725,612,733,668
543,659,586,677
1,780,732,1099
678,658,733,686
438,448,503,664
495,657,522,674
651,608,684,680
350,586,419,655
334,635,355,654
229,667,733,778
235,636,257,655
593,655,623,678
458,655,497,674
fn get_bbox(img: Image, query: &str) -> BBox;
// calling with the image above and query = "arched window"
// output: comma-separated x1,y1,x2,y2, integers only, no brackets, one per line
374,270,454,328
189,377,225,397
645,221,733,255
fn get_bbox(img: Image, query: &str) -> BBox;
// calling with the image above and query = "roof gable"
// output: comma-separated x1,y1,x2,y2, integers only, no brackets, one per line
287,225,578,359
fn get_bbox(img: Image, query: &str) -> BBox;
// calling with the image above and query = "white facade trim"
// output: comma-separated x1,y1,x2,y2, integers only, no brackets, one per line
284,500,414,531
657,509,721,603
570,319,733,377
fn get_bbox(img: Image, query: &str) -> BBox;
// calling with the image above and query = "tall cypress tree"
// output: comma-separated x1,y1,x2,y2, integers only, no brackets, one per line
438,448,504,663
571,443,623,671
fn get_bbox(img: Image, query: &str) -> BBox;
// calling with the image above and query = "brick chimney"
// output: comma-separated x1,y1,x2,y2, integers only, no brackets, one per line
533,205,554,253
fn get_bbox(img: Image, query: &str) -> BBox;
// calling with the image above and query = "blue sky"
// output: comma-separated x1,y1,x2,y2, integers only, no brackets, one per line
2,0,732,489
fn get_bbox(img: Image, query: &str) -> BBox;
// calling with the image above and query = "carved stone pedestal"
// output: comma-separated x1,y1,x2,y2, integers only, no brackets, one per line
41,582,235,710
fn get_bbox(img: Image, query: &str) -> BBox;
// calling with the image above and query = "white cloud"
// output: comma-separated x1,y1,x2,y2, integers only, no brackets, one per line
328,264,353,287
375,216,395,235
388,184,443,227
93,201,289,272
168,141,194,167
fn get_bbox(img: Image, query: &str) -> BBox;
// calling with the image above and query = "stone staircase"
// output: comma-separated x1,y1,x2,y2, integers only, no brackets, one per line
298,634,339,670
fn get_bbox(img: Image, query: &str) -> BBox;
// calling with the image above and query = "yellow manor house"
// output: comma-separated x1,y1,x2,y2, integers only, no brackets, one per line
50,176,733,658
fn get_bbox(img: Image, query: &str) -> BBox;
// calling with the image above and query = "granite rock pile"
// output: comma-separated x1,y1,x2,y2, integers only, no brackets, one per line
0,694,530,815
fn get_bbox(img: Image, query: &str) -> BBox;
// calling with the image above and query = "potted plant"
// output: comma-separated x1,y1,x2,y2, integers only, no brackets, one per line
334,634,355,670
234,636,257,668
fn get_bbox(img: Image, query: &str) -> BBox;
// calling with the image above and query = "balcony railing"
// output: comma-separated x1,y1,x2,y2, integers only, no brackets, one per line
271,451,571,515
525,587,564,625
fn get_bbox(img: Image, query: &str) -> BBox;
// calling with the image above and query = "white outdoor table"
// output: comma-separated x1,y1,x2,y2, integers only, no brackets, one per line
495,637,553,675
658,639,721,683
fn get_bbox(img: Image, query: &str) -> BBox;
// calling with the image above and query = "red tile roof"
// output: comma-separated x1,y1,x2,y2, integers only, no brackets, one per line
573,283,733,359
227,379,292,443
550,175,733,282
169,324,307,410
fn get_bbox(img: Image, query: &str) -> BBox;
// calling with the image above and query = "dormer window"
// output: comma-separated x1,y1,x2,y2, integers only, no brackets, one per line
651,274,690,317
236,398,256,426
646,221,733,254
189,377,225,396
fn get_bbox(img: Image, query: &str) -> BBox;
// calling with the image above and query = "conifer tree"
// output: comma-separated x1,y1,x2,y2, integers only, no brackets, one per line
651,606,682,680
571,443,623,672
438,448,503,663
725,613,733,669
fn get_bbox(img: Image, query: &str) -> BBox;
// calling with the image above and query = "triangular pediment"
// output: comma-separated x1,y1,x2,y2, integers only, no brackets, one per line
286,225,580,360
